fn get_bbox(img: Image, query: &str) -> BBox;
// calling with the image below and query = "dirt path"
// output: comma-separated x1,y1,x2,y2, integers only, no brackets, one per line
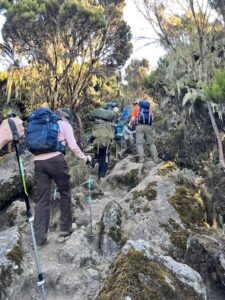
17,184,119,300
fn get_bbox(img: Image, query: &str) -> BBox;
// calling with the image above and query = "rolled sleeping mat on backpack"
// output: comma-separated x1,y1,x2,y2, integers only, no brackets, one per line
89,108,115,122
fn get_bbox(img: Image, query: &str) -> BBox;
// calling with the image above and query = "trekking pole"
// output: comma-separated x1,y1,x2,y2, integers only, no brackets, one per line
86,166,93,241
8,118,46,300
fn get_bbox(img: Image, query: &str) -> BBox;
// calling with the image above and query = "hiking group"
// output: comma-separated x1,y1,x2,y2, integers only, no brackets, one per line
0,98,160,249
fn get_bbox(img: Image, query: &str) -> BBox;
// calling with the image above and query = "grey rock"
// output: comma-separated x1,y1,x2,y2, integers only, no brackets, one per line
6,200,26,226
99,200,125,258
186,232,225,292
58,229,92,267
104,157,143,191
158,255,207,299
0,226,24,300
0,152,34,208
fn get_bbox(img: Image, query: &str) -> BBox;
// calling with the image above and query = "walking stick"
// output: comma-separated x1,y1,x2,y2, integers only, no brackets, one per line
86,167,93,241
8,118,46,300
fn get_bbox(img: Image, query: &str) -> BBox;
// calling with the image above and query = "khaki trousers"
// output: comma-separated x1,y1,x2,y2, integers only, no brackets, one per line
136,124,159,163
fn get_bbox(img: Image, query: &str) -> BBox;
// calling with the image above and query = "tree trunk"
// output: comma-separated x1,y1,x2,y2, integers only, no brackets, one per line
207,101,225,169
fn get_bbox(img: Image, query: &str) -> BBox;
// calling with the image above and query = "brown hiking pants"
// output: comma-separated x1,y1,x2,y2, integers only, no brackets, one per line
33,154,72,245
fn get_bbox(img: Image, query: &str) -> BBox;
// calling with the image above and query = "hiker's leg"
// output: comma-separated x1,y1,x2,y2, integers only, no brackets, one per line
34,160,52,245
136,125,145,162
129,135,135,152
120,140,127,156
145,126,160,163
49,155,72,232
98,147,108,178
115,141,120,159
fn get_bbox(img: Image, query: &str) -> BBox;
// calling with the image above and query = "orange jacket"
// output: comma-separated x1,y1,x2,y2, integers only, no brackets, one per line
131,105,139,119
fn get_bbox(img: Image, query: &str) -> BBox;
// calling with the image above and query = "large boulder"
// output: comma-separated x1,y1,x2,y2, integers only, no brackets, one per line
122,164,180,253
104,157,144,192
186,232,225,296
97,239,207,300
99,201,126,258
0,152,34,208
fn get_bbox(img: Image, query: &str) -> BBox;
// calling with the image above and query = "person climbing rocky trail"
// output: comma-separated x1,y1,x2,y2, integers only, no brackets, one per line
1,150,225,299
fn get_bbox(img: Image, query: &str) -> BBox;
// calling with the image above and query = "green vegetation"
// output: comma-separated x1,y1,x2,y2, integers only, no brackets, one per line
122,59,150,101
6,243,23,275
108,225,127,246
204,67,225,103
168,185,205,228
0,242,23,298
0,0,132,110
66,152,88,188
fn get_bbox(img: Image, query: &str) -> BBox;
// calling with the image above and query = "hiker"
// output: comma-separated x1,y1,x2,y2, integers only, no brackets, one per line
113,121,134,158
25,107,91,248
0,117,24,150
89,118,114,181
129,99,140,129
113,122,126,159
112,106,120,124
120,104,133,124
122,122,135,150
130,99,160,164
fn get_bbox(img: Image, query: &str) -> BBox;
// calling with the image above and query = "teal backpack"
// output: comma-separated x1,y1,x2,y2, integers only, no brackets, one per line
114,123,124,141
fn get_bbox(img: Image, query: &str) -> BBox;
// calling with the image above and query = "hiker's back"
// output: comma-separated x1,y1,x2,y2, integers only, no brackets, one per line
25,108,65,155
137,100,152,125
91,120,114,151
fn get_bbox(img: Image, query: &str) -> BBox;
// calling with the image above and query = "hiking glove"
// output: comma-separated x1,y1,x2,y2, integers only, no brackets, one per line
86,155,92,165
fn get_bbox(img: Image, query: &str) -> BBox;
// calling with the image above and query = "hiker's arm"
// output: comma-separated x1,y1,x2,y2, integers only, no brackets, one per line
63,123,88,161
123,126,133,135
0,117,24,150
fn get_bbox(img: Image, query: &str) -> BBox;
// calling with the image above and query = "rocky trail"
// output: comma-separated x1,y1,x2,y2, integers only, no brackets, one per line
1,154,225,299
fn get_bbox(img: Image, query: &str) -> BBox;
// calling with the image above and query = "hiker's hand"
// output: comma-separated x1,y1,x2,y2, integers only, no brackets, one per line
86,155,92,165
0,117,24,150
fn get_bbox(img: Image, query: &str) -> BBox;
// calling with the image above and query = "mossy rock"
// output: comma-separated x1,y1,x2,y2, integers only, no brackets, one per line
6,242,23,275
133,182,157,201
168,185,205,228
97,249,203,300
119,169,141,191
161,218,189,261
129,182,157,213
109,168,141,192
99,201,126,256
0,241,23,299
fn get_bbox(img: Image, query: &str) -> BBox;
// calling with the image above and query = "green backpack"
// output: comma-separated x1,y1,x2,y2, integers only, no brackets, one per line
92,120,114,153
